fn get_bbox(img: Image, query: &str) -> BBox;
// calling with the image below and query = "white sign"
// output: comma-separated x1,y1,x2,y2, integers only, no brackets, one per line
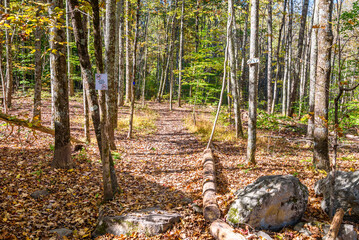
247,58,260,65
95,74,108,90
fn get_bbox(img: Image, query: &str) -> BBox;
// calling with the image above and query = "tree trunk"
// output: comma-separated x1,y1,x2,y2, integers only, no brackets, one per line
239,6,248,103
32,5,43,123
125,0,131,103
228,0,243,138
66,0,74,97
5,0,13,109
105,0,117,150
70,0,119,200
307,0,319,138
246,0,259,165
49,0,72,169
141,14,149,106
288,0,309,117
118,0,125,107
127,0,140,139
313,0,333,170
271,0,287,114
267,0,273,113
177,0,185,107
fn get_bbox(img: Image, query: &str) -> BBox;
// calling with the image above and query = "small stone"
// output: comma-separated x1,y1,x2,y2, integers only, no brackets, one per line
257,231,273,240
30,190,49,199
338,224,358,240
49,228,73,237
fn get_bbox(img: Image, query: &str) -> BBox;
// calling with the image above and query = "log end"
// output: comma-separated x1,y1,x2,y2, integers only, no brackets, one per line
203,204,221,222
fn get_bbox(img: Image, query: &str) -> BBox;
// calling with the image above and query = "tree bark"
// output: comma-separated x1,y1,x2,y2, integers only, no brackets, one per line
267,0,273,113
313,0,333,170
69,0,119,200
105,0,117,150
246,0,259,165
307,0,319,138
32,5,43,123
177,0,185,107
49,0,72,169
271,0,287,114
5,0,13,109
228,0,243,138
0,111,83,144
118,0,125,107
288,0,309,117
202,149,221,222
125,0,131,103
66,0,74,97
127,0,140,139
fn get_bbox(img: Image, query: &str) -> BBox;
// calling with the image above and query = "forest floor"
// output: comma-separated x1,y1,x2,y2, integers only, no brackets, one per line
1,92,359,239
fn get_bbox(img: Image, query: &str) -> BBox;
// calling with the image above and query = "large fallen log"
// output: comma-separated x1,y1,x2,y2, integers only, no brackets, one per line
202,148,221,222
0,111,84,144
325,208,344,240
210,219,246,240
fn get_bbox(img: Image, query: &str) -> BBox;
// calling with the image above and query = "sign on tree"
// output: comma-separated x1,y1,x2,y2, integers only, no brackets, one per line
95,74,108,90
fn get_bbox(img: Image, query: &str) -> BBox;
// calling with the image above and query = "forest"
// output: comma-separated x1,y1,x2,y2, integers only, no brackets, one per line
1,0,359,239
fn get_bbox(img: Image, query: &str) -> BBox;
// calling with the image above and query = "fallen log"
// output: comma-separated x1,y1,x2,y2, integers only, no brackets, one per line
210,219,246,240
325,208,344,240
202,148,221,222
0,111,84,144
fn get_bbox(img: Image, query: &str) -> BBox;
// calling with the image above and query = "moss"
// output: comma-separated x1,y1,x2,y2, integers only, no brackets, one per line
227,207,240,225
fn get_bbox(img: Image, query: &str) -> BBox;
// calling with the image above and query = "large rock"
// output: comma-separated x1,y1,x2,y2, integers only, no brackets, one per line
226,175,308,231
92,207,181,238
314,171,359,221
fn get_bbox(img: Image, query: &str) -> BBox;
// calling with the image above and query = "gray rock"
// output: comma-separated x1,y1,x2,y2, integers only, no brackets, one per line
314,171,359,221
92,207,181,238
30,189,49,199
49,228,73,237
322,224,358,240
257,231,273,240
226,175,308,231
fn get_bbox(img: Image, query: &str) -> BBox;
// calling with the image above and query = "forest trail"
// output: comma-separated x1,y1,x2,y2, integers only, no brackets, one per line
116,103,205,202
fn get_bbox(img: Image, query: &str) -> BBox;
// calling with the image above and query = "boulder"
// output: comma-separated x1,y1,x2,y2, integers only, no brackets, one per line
226,175,308,231
30,189,49,199
314,171,359,221
92,207,181,238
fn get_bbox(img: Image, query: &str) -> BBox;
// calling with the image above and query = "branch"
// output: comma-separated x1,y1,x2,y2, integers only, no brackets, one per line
0,111,84,144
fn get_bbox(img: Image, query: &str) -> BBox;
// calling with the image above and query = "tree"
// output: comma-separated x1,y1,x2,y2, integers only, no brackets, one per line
307,0,319,138
177,0,185,107
228,0,243,138
267,0,273,114
5,0,13,109
32,4,43,123
246,0,259,165
48,0,72,169
105,0,117,149
68,0,118,200
127,0,140,138
313,0,333,170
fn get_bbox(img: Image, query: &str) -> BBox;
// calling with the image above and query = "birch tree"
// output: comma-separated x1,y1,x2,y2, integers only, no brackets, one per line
313,0,333,170
246,0,259,165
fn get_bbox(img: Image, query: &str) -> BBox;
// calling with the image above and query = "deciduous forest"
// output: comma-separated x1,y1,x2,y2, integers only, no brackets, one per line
1,0,359,239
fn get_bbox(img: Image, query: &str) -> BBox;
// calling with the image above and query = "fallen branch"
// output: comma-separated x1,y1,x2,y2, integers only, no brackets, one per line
0,111,84,144
210,219,246,240
325,208,344,240
202,148,221,222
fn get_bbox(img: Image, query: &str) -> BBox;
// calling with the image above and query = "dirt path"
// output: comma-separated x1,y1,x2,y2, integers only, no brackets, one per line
112,102,212,238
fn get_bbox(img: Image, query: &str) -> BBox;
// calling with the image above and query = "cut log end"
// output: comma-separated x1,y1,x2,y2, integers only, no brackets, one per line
203,204,221,222
210,219,246,240
326,208,344,240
